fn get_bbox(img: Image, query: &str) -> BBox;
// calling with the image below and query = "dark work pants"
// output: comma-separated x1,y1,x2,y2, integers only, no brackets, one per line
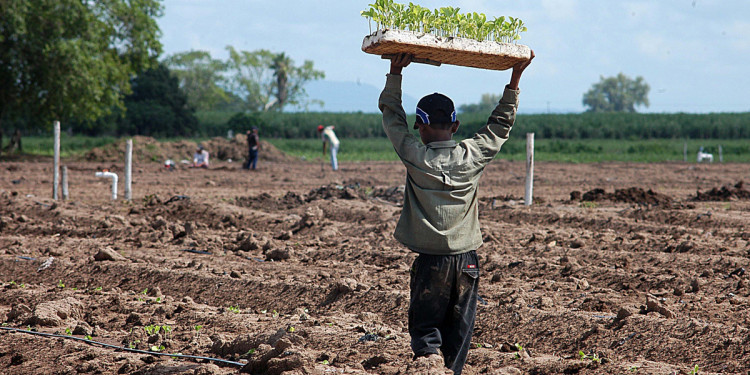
409,250,479,375
245,149,258,170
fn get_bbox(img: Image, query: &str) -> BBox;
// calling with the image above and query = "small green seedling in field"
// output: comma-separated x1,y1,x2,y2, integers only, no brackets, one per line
287,326,296,333
578,350,601,363
94,286,102,291
320,359,330,365
514,343,524,359
144,325,160,336
227,306,241,313
85,335,93,340
65,328,72,335
194,325,203,332
689,364,699,375
162,325,173,339
580,201,598,209
128,340,140,349
629,366,639,373
150,345,165,352
57,280,65,288
244,348,256,356
272,310,279,318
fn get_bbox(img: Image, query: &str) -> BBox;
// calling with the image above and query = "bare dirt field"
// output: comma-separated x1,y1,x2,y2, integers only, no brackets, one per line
1,153,749,374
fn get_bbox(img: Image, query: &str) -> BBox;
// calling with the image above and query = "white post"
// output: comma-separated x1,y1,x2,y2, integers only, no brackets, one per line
62,166,69,200
683,142,688,162
53,121,60,200
718,145,723,163
125,139,133,201
524,133,535,206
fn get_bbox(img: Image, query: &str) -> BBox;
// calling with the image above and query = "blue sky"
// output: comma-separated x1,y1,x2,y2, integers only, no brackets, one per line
159,0,750,114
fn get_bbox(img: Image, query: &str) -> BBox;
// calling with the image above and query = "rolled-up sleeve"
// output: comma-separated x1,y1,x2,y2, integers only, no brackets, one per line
379,74,423,164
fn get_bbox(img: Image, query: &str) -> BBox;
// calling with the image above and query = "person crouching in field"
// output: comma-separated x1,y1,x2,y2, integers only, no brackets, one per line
379,52,534,375
191,144,210,168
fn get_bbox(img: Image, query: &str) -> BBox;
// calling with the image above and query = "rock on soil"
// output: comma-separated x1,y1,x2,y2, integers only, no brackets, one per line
93,247,127,261
26,297,84,327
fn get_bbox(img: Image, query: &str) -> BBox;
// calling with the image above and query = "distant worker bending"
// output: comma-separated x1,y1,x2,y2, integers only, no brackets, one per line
318,125,340,171
191,144,210,168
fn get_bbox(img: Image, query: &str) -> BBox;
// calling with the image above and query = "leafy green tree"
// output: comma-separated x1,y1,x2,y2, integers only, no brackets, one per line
582,73,650,112
0,0,162,136
225,46,325,112
118,63,198,136
164,50,238,111
458,93,502,114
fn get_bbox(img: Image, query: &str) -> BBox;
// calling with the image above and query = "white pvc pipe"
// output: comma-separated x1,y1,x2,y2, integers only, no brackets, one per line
124,139,132,201
524,132,535,206
95,171,118,200
53,121,60,200
62,166,69,200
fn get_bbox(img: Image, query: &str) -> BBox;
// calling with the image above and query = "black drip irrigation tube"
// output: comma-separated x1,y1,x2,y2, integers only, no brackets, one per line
0,326,244,368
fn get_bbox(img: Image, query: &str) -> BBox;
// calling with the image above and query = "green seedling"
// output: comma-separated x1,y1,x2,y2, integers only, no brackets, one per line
629,366,639,373
155,297,162,303
580,201,598,209
57,280,65,288
65,328,73,335
141,288,148,295
128,340,140,349
144,325,160,336
514,343,524,359
227,306,241,313
194,325,203,332
689,364,699,375
272,310,279,318
94,287,102,291
150,345,165,352
162,325,172,339
85,335,93,340
321,359,330,365
579,350,601,363
287,326,296,333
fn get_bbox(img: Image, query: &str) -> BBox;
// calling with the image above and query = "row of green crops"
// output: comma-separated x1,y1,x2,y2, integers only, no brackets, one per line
360,0,527,43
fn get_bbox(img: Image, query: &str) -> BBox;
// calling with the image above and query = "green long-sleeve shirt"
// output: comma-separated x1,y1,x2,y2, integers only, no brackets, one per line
378,73,520,255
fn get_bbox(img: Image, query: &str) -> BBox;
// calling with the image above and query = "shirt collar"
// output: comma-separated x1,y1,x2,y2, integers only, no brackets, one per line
426,140,457,149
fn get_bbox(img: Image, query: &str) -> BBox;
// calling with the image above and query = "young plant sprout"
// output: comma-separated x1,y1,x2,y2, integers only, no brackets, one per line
361,0,527,43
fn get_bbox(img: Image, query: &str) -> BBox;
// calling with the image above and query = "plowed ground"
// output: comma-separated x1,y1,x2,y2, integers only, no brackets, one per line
1,159,749,375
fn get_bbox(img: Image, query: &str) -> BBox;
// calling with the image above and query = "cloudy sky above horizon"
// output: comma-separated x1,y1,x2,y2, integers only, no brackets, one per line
159,0,750,113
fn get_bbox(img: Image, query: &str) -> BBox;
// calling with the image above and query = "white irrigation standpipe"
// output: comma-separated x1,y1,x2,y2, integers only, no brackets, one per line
683,142,688,162
95,171,118,200
524,133,535,206
62,166,69,200
53,121,61,200
124,139,133,201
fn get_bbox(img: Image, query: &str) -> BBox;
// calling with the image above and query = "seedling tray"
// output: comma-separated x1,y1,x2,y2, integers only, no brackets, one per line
362,29,531,71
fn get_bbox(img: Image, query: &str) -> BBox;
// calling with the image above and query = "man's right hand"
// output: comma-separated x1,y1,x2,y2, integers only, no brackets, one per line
508,50,535,90
390,53,412,75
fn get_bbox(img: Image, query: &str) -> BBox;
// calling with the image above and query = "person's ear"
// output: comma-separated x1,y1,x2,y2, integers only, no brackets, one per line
451,121,460,134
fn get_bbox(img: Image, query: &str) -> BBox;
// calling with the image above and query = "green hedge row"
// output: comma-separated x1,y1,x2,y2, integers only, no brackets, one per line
198,110,750,140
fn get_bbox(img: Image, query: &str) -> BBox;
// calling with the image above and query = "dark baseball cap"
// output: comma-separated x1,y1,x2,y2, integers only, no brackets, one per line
414,93,457,129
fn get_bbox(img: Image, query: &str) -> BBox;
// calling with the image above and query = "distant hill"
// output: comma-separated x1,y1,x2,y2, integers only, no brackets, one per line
301,80,418,113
